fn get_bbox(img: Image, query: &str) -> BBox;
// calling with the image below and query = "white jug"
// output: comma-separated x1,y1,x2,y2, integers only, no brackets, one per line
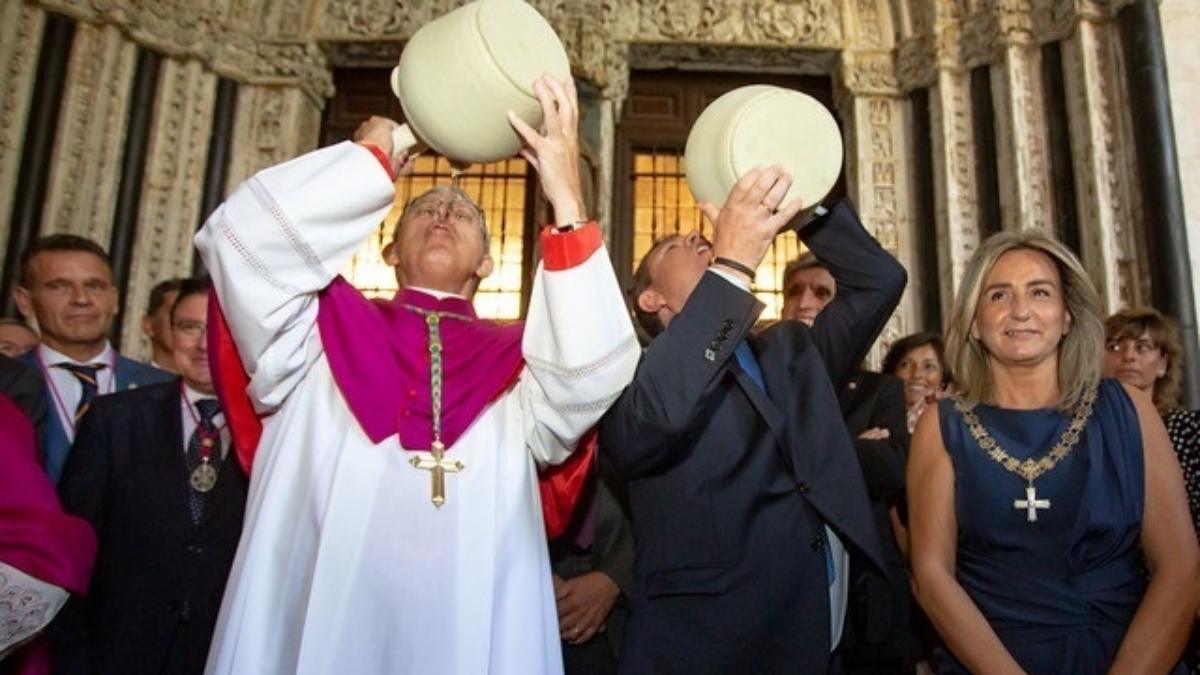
389,0,571,164
684,85,843,210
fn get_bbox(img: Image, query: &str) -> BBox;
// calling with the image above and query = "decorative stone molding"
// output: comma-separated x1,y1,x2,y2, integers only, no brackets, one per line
1061,19,1144,312
838,49,901,98
896,34,937,89
843,94,914,364
0,3,45,254
30,0,332,100
120,58,217,359
990,44,1055,233
929,69,983,319
224,85,323,194
40,22,137,243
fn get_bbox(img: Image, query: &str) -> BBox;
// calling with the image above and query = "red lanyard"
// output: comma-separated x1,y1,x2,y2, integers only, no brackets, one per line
180,382,226,463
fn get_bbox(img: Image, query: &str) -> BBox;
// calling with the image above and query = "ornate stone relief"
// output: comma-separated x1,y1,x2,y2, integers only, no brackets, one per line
929,69,982,318
0,3,45,254
30,0,331,100
843,95,914,361
224,85,323,193
39,22,137,243
990,45,1054,233
120,59,217,359
1061,19,1142,312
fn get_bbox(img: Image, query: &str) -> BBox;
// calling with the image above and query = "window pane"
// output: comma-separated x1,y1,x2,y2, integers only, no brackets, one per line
341,156,529,319
629,149,804,320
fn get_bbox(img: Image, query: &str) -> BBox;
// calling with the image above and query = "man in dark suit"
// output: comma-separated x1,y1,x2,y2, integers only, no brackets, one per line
782,253,921,673
601,166,906,674
12,235,172,482
52,279,248,675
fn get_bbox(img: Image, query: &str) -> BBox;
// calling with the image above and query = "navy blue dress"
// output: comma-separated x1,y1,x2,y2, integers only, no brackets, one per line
935,378,1178,674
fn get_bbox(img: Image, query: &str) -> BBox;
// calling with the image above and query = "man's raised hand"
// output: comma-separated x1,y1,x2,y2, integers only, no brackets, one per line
699,166,806,285
507,74,586,226
352,115,417,177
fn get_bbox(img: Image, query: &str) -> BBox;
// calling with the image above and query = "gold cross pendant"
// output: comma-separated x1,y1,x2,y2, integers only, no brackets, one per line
409,441,465,508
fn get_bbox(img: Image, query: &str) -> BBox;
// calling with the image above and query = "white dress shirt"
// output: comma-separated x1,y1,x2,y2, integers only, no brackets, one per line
37,343,117,443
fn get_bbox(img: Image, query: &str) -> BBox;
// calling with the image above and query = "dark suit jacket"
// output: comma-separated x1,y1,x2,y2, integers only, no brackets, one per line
18,351,173,483
51,380,248,675
837,372,923,670
601,200,907,674
0,353,46,435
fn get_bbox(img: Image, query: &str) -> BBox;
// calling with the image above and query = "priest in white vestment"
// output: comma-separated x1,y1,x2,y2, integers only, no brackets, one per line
195,75,639,674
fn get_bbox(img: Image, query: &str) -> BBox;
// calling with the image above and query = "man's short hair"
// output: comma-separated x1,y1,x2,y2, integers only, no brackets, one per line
781,252,823,288
628,237,675,342
169,277,213,323
146,278,186,316
19,234,112,286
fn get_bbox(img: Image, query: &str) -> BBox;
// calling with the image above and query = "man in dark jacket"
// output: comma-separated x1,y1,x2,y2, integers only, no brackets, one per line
601,166,906,674
52,279,247,675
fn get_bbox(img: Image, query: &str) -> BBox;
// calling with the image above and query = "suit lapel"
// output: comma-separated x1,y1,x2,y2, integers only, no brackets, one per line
729,340,789,462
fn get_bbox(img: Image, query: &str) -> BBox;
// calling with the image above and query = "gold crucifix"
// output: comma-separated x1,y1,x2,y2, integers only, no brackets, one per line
409,441,464,508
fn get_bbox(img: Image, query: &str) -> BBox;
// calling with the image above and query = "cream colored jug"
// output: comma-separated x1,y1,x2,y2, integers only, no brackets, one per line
684,85,843,211
389,0,571,164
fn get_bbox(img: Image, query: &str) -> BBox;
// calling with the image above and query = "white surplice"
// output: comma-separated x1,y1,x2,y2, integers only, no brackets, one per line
195,142,639,675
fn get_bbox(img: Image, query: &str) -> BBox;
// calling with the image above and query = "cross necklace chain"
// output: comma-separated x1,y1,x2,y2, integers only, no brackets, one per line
954,385,1098,523
403,304,473,508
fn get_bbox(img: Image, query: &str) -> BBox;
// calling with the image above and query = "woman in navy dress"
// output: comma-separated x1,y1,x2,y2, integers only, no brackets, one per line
907,231,1198,674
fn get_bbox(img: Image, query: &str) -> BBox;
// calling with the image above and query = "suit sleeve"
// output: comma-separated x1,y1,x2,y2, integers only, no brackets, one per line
801,199,907,388
601,273,762,479
51,403,111,673
851,376,910,506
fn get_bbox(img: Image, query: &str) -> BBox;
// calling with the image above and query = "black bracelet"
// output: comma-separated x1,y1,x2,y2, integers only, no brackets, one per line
712,256,756,281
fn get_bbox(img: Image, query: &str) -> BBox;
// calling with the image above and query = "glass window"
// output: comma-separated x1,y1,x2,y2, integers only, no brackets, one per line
629,148,805,320
341,155,530,320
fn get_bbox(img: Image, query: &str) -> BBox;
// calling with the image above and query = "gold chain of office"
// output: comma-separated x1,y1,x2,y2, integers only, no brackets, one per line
954,384,1098,483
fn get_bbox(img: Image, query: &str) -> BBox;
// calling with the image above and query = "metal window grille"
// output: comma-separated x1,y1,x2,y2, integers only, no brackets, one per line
342,155,530,319
629,148,804,319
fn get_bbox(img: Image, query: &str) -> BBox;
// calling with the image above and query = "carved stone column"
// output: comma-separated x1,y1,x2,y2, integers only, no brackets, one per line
928,68,982,318
1061,17,1145,312
39,22,137,242
224,85,324,193
0,2,46,253
838,0,915,364
118,59,217,359
990,44,1055,233
840,92,916,361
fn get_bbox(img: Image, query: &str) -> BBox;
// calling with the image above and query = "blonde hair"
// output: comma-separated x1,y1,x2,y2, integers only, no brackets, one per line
1104,308,1184,413
945,231,1104,410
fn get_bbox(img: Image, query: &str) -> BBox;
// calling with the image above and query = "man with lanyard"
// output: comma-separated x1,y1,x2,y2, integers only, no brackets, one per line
54,277,249,675
13,234,172,482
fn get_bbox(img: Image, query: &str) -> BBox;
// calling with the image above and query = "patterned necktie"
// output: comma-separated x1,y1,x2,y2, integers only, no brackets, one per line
54,363,105,425
185,398,222,524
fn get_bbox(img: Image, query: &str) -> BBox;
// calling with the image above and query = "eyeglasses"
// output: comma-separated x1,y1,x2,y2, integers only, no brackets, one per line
410,201,480,225
172,320,206,339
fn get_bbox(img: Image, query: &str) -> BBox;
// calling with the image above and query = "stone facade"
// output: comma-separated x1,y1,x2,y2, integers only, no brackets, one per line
1161,0,1200,346
2,0,1177,360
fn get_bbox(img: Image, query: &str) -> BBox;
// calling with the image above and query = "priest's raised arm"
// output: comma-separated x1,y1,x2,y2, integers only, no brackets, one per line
195,143,395,413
